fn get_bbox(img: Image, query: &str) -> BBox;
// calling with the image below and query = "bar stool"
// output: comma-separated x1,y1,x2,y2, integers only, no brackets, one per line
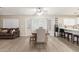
54,26,58,37
64,30,68,39
72,31,79,45
73,35,78,44
66,30,73,41
59,29,64,38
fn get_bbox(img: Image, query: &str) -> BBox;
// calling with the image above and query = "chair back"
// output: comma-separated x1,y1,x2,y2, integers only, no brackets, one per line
37,27,46,43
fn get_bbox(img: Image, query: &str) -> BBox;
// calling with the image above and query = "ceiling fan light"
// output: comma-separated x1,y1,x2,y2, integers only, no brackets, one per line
34,7,44,16
37,11,43,16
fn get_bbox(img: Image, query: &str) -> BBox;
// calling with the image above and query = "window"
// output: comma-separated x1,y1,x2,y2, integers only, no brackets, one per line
3,18,19,28
63,18,76,25
76,18,79,24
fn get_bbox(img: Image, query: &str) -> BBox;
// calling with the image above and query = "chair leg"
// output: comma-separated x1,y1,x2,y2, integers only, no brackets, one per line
72,35,74,44
64,32,65,38
67,34,69,41
70,35,72,40
77,37,78,45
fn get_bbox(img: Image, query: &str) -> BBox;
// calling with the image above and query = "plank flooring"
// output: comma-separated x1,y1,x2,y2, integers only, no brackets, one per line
0,36,78,52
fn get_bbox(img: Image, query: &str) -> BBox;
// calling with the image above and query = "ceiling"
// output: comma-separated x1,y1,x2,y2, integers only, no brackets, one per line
0,7,79,16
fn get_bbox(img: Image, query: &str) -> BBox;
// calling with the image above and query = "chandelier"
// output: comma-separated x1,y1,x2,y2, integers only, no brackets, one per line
34,7,46,16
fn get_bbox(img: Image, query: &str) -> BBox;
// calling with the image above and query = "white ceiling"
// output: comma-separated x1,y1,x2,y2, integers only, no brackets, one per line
0,7,79,16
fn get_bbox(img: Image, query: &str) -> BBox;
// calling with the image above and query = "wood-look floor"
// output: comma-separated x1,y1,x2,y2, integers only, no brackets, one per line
0,36,79,52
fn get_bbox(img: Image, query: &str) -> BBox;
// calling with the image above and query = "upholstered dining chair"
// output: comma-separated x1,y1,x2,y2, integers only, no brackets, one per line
36,27,47,44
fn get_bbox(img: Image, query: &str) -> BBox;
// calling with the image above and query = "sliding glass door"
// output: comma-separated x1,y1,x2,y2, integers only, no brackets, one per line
25,16,55,36
31,18,47,32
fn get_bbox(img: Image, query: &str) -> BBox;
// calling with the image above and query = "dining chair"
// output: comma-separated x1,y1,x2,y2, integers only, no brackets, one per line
36,27,47,44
